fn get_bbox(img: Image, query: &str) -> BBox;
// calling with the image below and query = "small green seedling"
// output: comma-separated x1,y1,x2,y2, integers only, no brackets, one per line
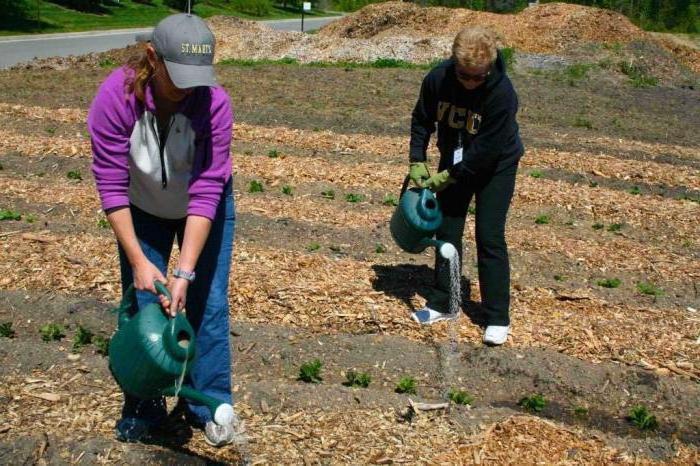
448,389,474,406
345,193,365,203
97,218,110,229
306,242,321,252
72,325,93,352
468,206,476,215
628,405,658,430
592,223,605,230
282,185,293,196
248,180,264,193
382,194,399,207
298,359,323,383
637,282,663,297
0,322,15,338
40,323,65,342
628,186,641,195
344,370,371,388
535,215,550,225
554,274,566,282
25,214,37,224
329,245,342,253
607,223,623,232
321,190,335,200
589,181,599,188
574,116,593,129
573,406,589,418
267,149,279,158
94,335,110,356
395,376,417,395
529,170,543,179
45,126,56,135
67,170,82,181
375,243,386,254
519,394,546,412
597,278,621,289
0,209,21,221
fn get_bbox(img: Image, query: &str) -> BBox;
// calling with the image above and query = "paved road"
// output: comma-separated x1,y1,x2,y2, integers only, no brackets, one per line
0,17,338,69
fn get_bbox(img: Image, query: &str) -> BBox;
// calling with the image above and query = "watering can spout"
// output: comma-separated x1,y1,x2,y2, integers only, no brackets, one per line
163,385,234,425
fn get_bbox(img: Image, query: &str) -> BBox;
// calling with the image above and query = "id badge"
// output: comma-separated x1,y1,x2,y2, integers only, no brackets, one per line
453,146,463,165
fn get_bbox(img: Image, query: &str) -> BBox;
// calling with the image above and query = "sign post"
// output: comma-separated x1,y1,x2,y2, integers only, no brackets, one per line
302,2,311,32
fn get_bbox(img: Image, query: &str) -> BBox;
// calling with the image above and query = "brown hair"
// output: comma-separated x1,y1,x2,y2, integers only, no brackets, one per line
452,26,498,68
124,44,154,103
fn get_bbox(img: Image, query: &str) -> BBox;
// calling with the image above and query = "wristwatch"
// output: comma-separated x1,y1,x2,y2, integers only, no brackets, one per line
173,268,196,282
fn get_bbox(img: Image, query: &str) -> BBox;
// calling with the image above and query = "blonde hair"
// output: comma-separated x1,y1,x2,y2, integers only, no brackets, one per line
452,27,498,68
124,44,154,103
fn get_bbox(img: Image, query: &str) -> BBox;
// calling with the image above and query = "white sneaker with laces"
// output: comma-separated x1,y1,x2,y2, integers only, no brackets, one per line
204,414,246,447
411,306,459,325
483,325,510,345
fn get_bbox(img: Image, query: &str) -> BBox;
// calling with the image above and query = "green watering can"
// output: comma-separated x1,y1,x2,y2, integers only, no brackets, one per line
109,281,234,425
390,176,457,259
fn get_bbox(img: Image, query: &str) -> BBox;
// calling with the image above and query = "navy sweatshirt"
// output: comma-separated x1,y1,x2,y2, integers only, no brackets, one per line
409,51,524,178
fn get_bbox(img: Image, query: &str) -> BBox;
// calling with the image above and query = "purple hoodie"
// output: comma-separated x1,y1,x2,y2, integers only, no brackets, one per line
88,67,233,221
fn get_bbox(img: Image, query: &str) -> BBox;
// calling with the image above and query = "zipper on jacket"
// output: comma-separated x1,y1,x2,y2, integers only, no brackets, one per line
149,113,174,189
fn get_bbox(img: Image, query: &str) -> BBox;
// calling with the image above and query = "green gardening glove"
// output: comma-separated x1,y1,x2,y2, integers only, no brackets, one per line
409,162,431,187
424,170,456,193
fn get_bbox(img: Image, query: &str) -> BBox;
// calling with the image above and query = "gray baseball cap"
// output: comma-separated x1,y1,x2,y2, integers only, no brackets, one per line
138,13,217,89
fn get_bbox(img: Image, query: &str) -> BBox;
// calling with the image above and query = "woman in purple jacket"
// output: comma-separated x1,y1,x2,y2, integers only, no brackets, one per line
87,14,238,446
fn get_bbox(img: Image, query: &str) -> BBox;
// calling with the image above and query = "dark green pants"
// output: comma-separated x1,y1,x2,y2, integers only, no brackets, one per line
434,162,518,326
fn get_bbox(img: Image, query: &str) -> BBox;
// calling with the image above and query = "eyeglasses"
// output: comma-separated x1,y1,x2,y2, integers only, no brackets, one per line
456,68,491,82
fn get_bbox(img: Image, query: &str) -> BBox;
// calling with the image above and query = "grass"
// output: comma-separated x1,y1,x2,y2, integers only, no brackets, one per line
395,376,417,395
619,61,659,88
2,0,336,35
589,181,599,188
573,116,593,129
72,325,93,352
25,214,37,224
448,389,474,406
66,170,82,181
321,189,335,200
306,242,321,252
535,214,550,225
344,370,371,388
345,193,365,203
628,405,659,430
382,194,399,207
282,185,293,196
564,63,593,85
298,359,323,383
500,47,516,72
248,180,264,193
219,57,432,70
597,278,621,289
519,394,546,412
40,323,65,342
637,282,663,297
97,218,110,229
0,322,15,338
375,243,386,254
93,335,110,356
573,406,589,418
592,222,605,230
628,186,641,195
468,206,476,215
0,209,22,221
529,170,543,179
267,149,279,158
607,223,623,232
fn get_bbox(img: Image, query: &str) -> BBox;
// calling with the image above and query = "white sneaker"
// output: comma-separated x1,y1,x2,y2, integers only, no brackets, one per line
483,325,510,345
204,415,246,447
411,306,459,325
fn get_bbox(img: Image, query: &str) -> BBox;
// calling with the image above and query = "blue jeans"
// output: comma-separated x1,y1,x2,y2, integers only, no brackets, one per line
117,179,235,427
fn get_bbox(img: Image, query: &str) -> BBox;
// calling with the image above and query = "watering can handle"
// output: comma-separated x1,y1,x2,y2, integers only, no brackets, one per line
116,280,173,321
399,175,411,199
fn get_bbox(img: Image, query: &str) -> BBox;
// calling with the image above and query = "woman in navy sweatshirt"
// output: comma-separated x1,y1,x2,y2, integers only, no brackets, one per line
408,26,524,345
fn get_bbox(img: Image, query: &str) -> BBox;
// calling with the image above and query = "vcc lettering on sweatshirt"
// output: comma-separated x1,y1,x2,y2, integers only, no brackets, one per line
437,101,482,135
